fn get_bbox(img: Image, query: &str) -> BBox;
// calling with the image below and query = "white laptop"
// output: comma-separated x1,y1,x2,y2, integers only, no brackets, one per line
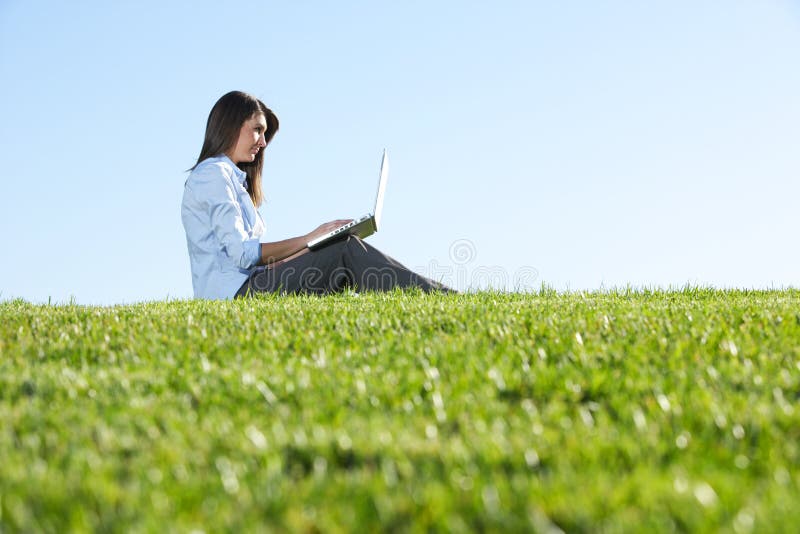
307,149,389,250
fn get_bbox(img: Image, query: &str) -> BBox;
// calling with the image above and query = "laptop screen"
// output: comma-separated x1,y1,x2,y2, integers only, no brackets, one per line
373,149,389,229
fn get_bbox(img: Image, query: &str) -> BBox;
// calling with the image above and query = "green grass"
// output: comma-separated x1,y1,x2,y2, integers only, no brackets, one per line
2,288,799,532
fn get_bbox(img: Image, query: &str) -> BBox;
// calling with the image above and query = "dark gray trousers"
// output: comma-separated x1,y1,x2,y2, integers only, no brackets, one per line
234,235,451,298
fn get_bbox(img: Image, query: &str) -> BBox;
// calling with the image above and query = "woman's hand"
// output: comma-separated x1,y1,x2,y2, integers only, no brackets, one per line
258,219,354,267
306,219,353,242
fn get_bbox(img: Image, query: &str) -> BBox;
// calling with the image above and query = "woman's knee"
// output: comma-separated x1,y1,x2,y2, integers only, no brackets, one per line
316,235,369,261
322,234,364,253
343,234,367,251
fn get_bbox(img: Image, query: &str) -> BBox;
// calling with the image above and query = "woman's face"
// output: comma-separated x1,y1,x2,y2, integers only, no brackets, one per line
227,113,268,164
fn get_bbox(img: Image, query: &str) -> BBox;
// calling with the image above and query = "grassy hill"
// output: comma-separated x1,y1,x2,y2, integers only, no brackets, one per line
2,289,799,532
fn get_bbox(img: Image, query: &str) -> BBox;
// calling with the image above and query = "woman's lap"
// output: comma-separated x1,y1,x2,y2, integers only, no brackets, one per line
234,235,449,298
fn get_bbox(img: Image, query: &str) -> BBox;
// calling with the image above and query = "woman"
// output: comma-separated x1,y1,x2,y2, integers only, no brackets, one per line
181,91,451,300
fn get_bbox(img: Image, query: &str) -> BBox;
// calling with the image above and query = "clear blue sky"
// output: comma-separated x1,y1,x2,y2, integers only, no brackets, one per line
1,1,798,305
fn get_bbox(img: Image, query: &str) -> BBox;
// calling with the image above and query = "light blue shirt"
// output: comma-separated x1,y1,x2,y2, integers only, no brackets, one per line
181,155,264,300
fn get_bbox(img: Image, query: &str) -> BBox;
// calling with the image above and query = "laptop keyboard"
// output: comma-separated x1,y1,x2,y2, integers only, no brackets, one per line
333,215,369,235
333,222,355,235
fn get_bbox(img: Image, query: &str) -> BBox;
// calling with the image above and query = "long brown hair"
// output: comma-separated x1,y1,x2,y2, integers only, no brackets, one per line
192,91,279,207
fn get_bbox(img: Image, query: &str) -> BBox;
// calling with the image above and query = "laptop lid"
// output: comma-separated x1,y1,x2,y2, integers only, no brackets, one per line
373,149,389,229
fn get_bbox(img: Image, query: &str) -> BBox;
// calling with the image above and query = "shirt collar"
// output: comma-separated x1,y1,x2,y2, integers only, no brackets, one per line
220,154,248,187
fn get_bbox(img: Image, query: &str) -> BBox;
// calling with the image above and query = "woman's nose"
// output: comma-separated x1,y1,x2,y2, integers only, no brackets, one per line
258,135,267,147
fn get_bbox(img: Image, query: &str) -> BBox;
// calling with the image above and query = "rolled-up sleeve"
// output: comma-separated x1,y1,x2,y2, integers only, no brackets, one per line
194,165,262,270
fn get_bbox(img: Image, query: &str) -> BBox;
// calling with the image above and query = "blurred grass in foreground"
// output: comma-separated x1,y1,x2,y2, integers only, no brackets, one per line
1,288,799,532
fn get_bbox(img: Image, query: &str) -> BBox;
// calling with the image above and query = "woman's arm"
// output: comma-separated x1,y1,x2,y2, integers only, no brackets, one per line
257,219,353,266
